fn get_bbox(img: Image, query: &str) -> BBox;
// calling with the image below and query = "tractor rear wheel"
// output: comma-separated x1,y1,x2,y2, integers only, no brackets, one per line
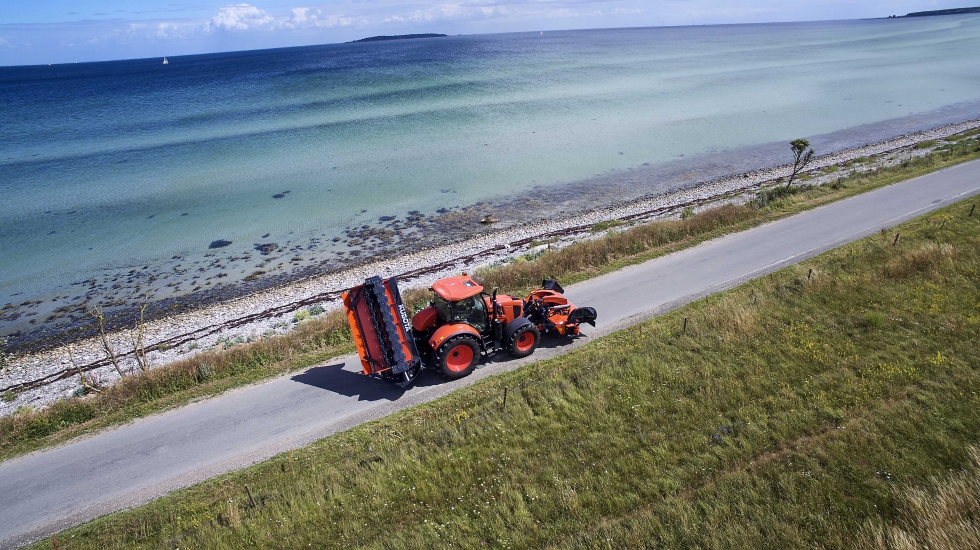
436,334,481,379
507,324,540,358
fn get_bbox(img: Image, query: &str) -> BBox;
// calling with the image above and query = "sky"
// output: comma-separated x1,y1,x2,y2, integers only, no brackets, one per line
0,1,971,65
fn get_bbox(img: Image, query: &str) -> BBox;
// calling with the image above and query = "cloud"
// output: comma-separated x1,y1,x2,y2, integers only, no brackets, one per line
380,1,522,24
372,0,643,26
611,7,644,16
156,22,183,38
284,7,359,28
122,20,196,41
204,4,276,32
201,3,362,32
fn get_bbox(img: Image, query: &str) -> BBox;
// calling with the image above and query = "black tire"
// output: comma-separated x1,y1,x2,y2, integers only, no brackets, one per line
507,324,540,358
436,334,481,379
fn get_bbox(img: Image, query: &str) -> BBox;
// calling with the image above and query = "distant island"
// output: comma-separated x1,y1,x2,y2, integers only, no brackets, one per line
888,6,980,18
349,34,448,43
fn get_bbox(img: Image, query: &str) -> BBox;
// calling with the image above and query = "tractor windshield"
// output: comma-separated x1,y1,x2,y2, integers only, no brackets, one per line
432,295,452,322
432,295,488,333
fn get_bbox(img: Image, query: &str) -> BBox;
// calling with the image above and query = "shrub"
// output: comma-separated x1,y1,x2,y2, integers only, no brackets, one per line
864,312,885,329
756,185,798,207
293,310,311,323
591,220,624,233
196,363,215,382
883,242,957,279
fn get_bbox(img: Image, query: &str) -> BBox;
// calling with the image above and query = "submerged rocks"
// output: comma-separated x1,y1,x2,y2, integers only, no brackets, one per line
208,240,233,249
254,243,278,255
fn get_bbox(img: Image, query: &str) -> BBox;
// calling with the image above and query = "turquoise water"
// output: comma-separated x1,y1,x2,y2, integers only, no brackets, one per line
2,16,980,342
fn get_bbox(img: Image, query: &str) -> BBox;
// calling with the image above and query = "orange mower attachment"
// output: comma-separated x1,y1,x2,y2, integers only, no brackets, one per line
341,276,423,387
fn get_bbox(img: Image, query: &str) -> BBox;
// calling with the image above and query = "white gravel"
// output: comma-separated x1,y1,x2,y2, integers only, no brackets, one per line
2,118,978,416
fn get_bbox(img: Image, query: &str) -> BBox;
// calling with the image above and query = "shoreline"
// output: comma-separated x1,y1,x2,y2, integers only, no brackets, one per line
8,101,980,353
2,117,979,415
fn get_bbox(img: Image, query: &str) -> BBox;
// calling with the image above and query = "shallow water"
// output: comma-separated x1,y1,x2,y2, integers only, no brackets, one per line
2,16,980,341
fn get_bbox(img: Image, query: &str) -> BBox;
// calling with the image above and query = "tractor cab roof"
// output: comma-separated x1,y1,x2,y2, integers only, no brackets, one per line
431,275,483,301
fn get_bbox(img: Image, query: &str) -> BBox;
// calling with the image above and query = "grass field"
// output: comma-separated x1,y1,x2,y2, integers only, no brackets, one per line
32,193,980,548
2,133,978,463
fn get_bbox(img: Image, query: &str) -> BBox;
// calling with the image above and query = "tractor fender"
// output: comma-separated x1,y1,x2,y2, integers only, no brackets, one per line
429,323,481,351
411,306,439,332
502,317,533,344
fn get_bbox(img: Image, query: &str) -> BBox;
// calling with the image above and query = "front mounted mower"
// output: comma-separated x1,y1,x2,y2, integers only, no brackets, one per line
341,274,596,387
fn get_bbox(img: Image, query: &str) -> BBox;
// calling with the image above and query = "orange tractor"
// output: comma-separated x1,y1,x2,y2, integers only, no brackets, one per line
342,274,596,387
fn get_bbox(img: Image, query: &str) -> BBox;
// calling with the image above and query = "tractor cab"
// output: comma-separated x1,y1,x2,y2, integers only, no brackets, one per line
410,274,541,379
429,276,489,333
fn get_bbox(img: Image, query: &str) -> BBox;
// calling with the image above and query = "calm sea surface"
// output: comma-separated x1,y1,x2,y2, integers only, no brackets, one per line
2,16,980,341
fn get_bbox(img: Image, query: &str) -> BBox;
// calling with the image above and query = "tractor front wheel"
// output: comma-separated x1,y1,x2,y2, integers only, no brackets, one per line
436,334,481,379
507,324,540,358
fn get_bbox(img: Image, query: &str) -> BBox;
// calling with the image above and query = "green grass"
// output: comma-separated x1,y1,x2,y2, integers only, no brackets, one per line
4,135,979,464
949,127,980,141
859,445,980,548
33,196,980,549
589,219,625,232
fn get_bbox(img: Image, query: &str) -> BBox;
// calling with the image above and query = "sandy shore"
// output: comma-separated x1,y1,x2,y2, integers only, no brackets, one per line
2,117,979,415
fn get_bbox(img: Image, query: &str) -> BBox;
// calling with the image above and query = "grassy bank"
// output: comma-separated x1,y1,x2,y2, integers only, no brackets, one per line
2,133,978,463
32,194,980,548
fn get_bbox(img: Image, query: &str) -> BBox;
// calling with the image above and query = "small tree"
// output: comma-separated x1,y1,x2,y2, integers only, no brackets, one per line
91,306,126,377
786,138,815,189
67,344,102,395
129,298,150,373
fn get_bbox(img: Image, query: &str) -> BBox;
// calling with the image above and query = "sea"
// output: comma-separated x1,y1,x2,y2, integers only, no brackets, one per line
2,15,980,346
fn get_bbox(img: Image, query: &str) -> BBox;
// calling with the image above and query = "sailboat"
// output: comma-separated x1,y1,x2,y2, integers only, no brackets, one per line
162,57,169,65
